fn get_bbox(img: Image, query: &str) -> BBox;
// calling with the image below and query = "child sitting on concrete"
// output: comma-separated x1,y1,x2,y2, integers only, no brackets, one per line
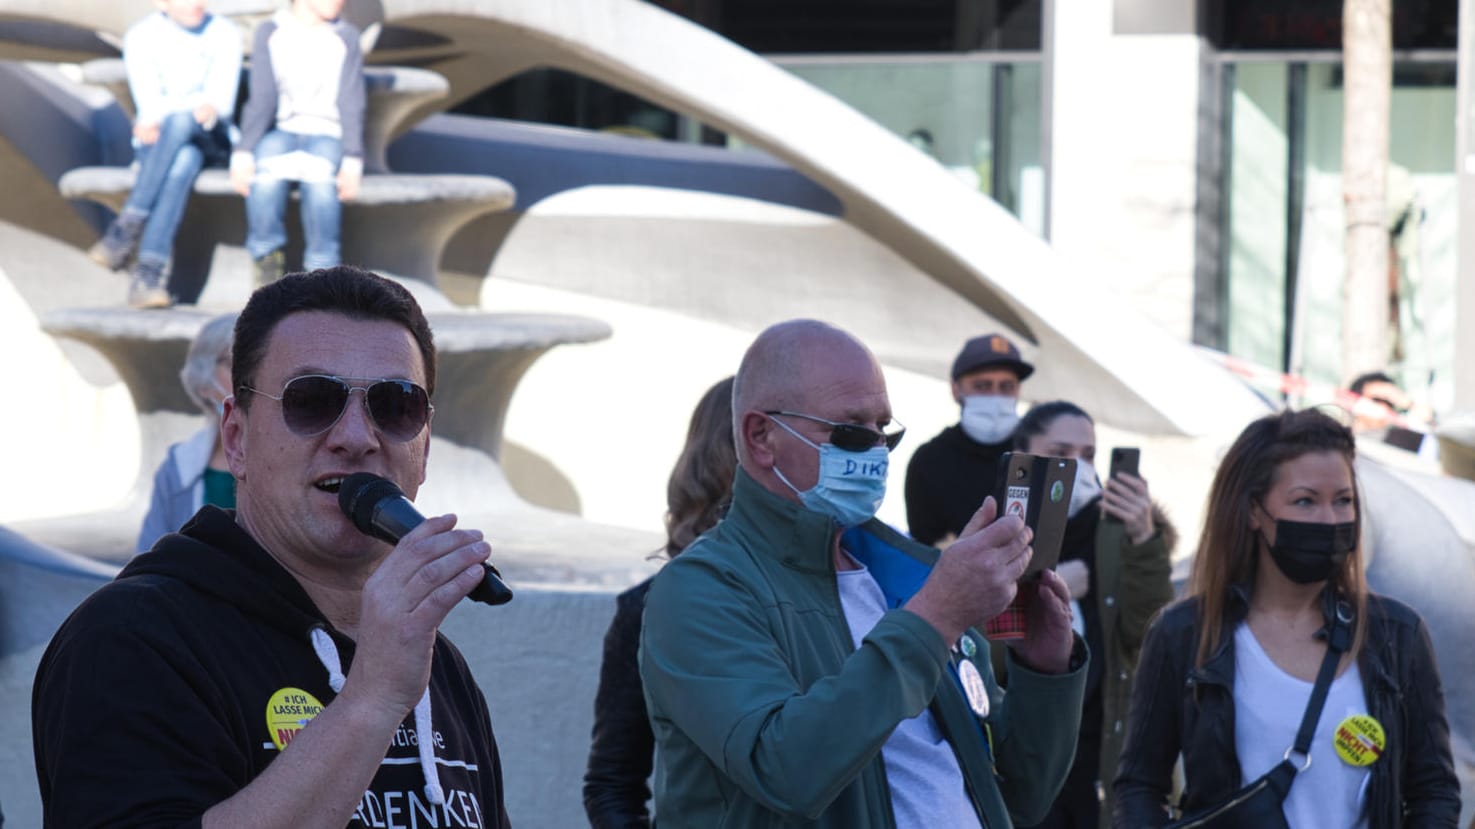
89,0,241,309
230,0,365,286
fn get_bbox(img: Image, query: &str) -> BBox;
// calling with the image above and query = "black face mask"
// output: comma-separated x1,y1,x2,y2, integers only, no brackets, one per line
1263,519,1358,584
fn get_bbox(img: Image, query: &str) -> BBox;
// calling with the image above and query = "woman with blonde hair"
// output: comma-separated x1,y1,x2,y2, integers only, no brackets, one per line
584,376,737,828
1114,408,1459,827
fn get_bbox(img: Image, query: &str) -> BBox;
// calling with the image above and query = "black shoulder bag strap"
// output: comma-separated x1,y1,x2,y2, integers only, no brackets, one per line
1267,599,1353,790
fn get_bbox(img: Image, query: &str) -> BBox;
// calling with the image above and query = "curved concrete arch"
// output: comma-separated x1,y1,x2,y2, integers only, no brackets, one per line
0,0,1269,436
369,0,1274,437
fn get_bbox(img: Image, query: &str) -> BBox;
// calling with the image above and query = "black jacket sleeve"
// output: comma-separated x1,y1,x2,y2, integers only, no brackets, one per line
1111,606,1182,828
1398,613,1462,826
583,581,655,829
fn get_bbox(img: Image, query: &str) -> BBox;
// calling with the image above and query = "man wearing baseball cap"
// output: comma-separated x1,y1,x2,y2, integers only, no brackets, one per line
905,333,1034,546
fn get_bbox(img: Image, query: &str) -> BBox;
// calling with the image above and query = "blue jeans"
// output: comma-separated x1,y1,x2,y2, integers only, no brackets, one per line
244,130,344,271
124,111,230,267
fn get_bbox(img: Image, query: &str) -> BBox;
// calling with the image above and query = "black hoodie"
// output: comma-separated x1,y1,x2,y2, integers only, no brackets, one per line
33,506,511,829
903,423,1011,545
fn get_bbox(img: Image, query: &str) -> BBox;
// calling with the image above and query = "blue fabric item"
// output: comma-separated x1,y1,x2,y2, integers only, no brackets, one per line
128,113,230,263
843,526,932,610
769,416,888,528
245,130,344,268
138,426,217,552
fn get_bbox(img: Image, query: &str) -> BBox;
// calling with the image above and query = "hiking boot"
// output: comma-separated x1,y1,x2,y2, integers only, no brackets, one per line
253,249,286,288
127,260,172,309
88,211,147,271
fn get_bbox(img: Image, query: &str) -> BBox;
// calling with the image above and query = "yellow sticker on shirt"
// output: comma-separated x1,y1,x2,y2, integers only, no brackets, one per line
1333,713,1385,767
266,687,325,750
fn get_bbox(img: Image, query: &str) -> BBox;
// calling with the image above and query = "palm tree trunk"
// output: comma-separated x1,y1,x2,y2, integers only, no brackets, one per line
1341,0,1392,381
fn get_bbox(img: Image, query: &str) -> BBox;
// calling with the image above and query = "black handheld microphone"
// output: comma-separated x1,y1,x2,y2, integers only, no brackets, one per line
338,472,513,606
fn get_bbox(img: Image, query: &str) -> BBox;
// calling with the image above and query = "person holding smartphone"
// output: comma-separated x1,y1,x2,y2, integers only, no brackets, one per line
1113,409,1460,827
640,320,1087,829
1013,401,1176,829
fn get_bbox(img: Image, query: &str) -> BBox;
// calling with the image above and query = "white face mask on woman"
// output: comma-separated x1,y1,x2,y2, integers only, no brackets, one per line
1068,459,1103,518
960,395,1019,445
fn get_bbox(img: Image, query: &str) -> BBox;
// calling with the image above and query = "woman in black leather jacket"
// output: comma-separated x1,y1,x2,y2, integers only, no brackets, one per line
1112,408,1460,828
582,377,736,828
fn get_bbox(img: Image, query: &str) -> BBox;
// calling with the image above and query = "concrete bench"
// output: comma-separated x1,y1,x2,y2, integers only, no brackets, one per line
79,60,450,174
58,166,514,303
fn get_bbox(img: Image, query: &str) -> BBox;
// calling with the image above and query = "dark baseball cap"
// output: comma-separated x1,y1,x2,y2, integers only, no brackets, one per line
951,333,1034,381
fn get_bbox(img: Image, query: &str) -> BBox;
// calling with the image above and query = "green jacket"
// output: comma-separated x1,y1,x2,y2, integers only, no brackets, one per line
640,468,1088,827
1094,507,1176,827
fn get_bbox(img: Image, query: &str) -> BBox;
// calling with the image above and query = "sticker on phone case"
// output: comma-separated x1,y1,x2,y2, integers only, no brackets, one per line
1006,485,1029,517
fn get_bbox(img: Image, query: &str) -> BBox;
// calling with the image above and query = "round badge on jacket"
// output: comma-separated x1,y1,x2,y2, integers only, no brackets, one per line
1333,713,1385,767
266,687,326,750
959,660,990,718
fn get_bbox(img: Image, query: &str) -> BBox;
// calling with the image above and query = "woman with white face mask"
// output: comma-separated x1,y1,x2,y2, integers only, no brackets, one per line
1011,401,1177,829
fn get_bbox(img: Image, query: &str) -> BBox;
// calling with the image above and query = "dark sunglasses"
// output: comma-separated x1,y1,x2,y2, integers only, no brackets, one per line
239,374,433,442
766,410,905,453
1368,396,1409,415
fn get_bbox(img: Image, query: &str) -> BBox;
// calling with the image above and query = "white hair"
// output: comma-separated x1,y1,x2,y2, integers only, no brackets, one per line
179,312,239,416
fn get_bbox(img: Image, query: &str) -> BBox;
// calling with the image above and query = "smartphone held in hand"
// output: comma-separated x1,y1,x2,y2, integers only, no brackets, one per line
1110,447,1140,480
984,452,1075,639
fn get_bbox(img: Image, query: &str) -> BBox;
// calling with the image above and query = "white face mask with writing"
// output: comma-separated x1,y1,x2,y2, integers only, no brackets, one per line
960,395,1019,445
770,417,889,528
1068,459,1102,519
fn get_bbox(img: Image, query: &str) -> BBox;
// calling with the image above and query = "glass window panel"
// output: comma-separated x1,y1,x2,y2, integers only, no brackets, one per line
775,57,1044,232
1220,58,1457,409
779,59,996,192
1224,62,1290,371
450,68,722,143
1000,61,1044,234
1291,61,1458,409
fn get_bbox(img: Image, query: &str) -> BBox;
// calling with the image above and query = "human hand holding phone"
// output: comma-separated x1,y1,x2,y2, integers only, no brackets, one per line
1104,447,1154,544
905,496,1033,646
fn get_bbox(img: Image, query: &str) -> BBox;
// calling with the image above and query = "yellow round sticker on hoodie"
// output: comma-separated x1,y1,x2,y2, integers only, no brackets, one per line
266,687,325,750
1333,714,1385,767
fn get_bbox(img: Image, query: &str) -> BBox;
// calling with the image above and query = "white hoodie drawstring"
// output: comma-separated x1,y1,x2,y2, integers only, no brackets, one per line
309,626,444,805
310,627,347,692
413,688,444,805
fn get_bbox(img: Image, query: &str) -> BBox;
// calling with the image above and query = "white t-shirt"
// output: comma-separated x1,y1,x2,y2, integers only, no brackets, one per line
835,563,984,829
1233,623,1370,829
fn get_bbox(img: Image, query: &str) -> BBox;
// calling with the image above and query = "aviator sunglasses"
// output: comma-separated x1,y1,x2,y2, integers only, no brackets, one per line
239,374,433,442
766,410,905,452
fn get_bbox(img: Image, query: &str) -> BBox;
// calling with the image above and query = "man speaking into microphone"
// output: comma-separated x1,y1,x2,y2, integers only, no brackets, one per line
33,267,512,828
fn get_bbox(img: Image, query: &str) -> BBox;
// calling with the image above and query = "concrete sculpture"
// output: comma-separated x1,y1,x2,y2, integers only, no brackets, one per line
0,1,1470,825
